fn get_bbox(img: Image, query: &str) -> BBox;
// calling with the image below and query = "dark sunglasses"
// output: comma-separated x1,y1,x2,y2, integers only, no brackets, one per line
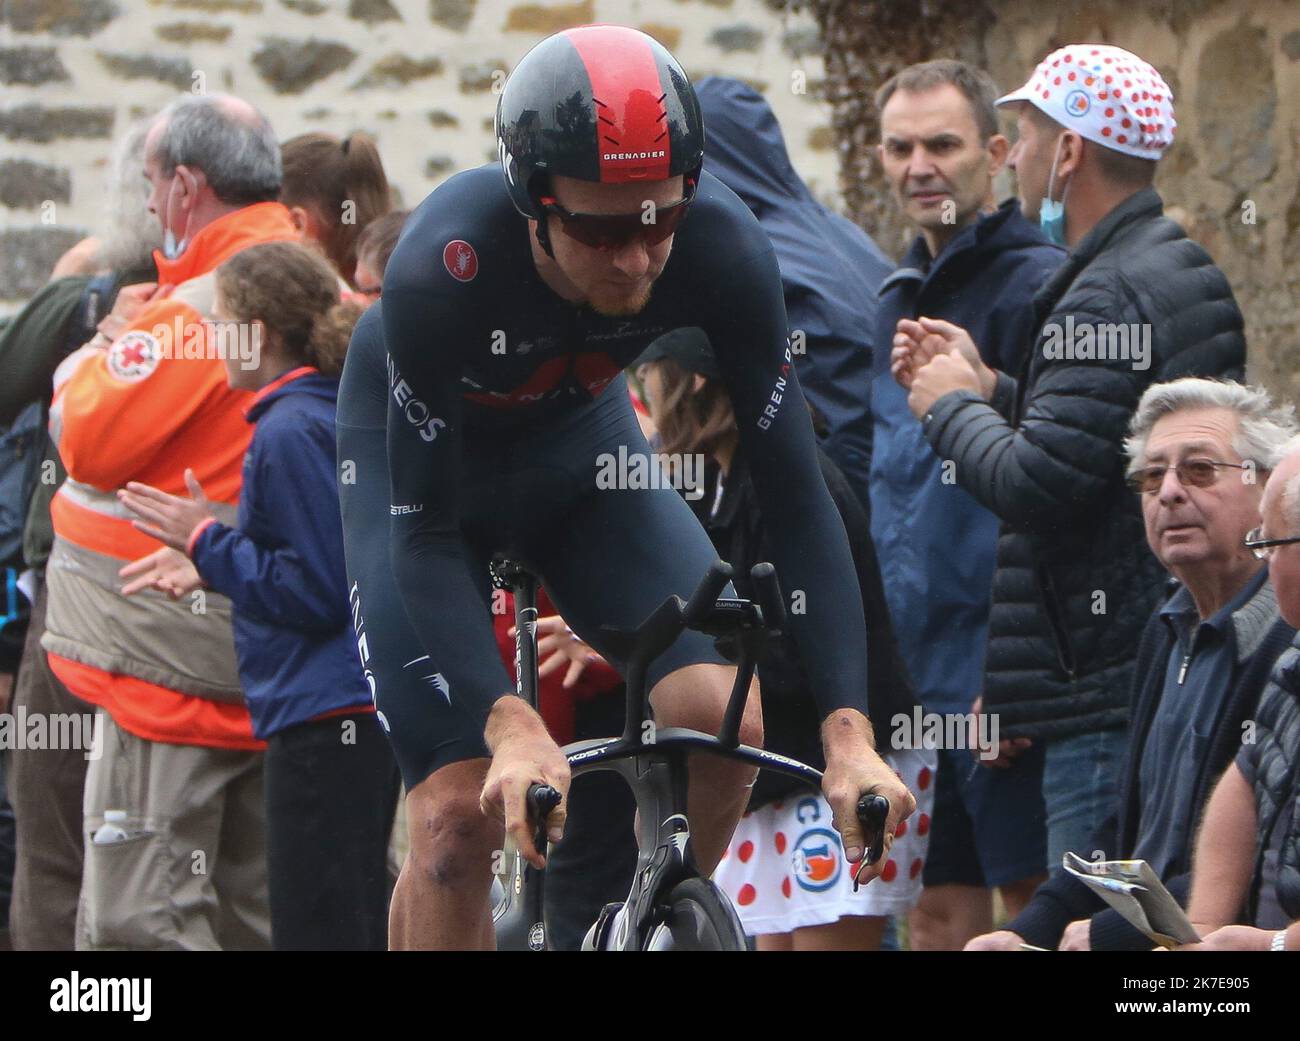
1126,458,1253,495
538,178,696,251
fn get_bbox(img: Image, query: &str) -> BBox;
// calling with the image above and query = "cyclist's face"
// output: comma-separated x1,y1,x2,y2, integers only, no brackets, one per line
1261,456,1300,628
877,85,1005,238
543,174,683,317
1137,407,1262,576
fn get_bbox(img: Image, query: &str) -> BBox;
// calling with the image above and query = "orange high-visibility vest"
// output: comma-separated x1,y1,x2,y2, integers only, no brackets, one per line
44,202,299,749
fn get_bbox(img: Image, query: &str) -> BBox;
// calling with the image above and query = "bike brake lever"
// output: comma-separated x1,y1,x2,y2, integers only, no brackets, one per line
526,783,561,854
850,794,890,892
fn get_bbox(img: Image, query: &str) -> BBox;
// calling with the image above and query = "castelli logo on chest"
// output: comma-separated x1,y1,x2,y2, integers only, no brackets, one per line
443,239,478,282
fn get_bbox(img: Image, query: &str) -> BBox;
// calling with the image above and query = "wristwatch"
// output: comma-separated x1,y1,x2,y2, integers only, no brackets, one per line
1271,928,1288,951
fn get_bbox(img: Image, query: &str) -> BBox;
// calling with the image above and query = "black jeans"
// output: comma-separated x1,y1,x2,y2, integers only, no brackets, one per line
264,711,400,951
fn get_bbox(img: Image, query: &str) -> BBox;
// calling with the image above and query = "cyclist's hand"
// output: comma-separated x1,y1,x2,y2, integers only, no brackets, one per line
819,710,915,883
482,697,570,870
964,930,1026,951
1058,918,1092,951
513,615,608,689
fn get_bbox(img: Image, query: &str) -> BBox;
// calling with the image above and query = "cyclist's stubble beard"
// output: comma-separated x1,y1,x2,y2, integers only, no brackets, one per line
587,278,656,317
537,220,671,318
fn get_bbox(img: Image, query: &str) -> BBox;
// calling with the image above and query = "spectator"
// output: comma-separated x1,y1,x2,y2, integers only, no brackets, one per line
352,210,409,303
694,77,891,505
43,94,297,950
1,120,160,951
280,131,392,289
116,241,399,950
1177,437,1300,952
967,379,1297,950
896,45,1246,870
868,59,1064,950
635,328,928,950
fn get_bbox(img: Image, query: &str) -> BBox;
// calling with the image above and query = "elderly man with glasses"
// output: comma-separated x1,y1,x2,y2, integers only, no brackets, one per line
1176,435,1300,951
968,378,1297,950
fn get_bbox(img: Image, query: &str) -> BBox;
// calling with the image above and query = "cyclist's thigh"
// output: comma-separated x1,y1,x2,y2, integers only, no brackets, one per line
524,389,728,690
346,537,494,793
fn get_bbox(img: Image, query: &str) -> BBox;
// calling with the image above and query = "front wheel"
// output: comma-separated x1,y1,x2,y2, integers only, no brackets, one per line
644,877,747,951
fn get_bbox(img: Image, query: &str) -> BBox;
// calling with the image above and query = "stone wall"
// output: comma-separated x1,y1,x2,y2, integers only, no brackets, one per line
801,0,1300,401
1,0,838,307
6,0,1295,401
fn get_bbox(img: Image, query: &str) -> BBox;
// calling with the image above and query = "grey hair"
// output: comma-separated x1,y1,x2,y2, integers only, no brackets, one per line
151,94,281,205
1124,378,1298,474
97,118,163,273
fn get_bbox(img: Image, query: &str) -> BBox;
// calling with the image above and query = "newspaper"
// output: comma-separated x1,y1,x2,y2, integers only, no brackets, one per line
1062,852,1201,948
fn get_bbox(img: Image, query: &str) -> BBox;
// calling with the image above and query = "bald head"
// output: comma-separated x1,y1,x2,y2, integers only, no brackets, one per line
149,93,281,205
1263,442,1300,537
1262,439,1300,627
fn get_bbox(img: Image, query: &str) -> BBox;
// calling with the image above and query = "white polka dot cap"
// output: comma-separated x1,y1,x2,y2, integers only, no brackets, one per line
996,44,1176,160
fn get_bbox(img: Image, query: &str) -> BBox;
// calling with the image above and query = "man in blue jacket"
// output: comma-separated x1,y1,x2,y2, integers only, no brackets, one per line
696,77,892,505
868,60,1064,949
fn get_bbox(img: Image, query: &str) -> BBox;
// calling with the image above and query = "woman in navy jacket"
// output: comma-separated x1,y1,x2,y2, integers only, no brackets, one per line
118,241,399,950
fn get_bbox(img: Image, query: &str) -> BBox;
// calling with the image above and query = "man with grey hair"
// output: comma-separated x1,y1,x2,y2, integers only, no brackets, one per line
1175,435,1300,951
969,378,1297,950
41,93,296,949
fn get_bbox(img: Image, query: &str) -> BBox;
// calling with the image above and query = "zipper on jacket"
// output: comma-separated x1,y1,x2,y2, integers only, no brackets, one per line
1177,653,1191,685
1037,562,1078,681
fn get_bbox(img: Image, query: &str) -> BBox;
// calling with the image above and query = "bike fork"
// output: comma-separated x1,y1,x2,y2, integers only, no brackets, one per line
587,748,695,950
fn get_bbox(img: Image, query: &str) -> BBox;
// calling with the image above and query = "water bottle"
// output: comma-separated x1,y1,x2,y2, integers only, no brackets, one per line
92,809,129,844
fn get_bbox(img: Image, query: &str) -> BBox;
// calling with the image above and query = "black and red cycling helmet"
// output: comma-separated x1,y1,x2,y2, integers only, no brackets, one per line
495,25,705,222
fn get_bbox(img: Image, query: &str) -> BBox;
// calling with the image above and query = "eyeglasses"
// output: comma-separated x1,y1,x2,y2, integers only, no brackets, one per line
1244,526,1300,560
1126,458,1253,495
538,178,696,251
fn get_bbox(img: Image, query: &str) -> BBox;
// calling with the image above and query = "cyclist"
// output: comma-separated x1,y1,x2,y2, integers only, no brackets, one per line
337,24,914,950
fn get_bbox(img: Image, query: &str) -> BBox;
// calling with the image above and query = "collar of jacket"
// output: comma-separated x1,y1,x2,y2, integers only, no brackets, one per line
1159,572,1280,667
878,198,1025,297
153,201,299,287
243,365,323,422
1032,186,1164,309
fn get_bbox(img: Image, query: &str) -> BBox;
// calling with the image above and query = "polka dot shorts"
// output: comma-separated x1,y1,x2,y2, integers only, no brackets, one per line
712,747,936,936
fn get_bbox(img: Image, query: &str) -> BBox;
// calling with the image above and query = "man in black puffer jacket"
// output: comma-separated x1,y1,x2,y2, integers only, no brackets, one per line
894,44,1246,870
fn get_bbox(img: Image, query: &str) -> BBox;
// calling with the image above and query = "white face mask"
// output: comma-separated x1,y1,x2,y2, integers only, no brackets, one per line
160,172,191,260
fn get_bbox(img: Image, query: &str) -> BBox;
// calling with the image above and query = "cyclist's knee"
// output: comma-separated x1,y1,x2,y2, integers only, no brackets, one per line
651,664,763,746
405,767,498,890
